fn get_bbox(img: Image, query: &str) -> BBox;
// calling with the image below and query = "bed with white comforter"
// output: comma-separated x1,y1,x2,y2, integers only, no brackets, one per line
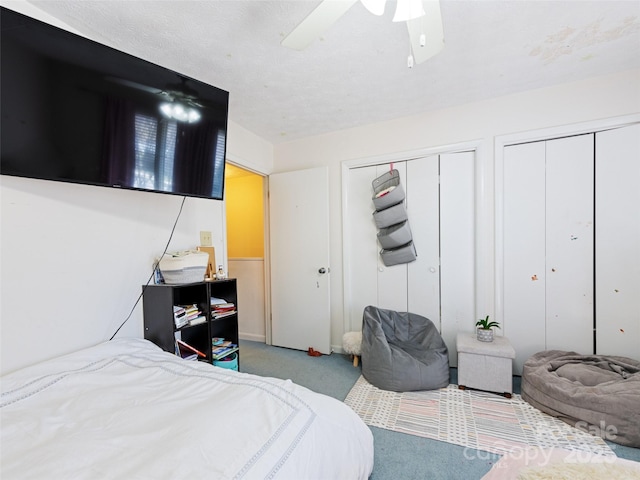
1,338,374,479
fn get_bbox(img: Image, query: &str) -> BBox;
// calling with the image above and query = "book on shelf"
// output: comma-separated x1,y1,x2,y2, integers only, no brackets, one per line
212,302,234,310
174,317,189,329
212,301,236,319
173,305,188,328
211,346,238,360
210,296,228,306
212,343,237,353
188,315,207,326
175,338,207,358
174,335,199,360
174,304,203,328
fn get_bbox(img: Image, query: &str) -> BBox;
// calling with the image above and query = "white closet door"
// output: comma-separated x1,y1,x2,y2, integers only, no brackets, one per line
596,123,640,359
503,142,547,372
440,151,475,366
345,165,380,331
406,156,440,325
545,134,594,353
376,163,409,312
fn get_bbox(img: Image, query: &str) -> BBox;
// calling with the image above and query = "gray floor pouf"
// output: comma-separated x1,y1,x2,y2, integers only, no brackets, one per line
361,306,449,392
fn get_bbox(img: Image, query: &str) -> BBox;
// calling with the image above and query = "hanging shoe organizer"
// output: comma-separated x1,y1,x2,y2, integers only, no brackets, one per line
371,169,417,266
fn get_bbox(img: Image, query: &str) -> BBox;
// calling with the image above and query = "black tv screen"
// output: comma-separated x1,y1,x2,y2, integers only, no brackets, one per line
1,7,229,200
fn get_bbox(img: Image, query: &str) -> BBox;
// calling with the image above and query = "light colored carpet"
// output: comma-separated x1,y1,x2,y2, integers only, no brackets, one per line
344,376,615,458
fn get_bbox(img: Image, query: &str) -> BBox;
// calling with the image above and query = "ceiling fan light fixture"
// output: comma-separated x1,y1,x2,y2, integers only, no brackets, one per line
160,102,173,117
360,0,386,16
392,0,425,22
187,109,201,123
160,101,201,123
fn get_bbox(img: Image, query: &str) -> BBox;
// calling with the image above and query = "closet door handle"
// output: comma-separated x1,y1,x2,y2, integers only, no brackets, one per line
318,267,327,274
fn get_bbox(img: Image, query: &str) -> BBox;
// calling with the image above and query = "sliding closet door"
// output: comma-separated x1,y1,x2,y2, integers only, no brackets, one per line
406,156,440,324
344,162,410,331
440,151,475,365
344,151,475,366
503,135,594,372
345,165,381,331
503,142,547,372
545,135,594,351
375,163,408,312
596,123,640,358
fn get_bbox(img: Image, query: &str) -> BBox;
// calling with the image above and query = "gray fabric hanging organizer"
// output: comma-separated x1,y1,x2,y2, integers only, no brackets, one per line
377,221,413,250
372,170,405,210
373,203,408,229
380,242,417,266
371,169,416,266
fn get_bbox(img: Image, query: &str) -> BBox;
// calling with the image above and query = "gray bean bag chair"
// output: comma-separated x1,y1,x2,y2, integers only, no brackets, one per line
361,306,449,392
521,350,640,447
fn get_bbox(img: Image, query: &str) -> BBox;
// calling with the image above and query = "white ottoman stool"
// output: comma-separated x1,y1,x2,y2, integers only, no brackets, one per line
457,332,515,397
342,331,362,367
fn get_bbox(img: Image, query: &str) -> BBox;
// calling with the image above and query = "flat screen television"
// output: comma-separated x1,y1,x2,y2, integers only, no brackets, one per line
1,7,229,200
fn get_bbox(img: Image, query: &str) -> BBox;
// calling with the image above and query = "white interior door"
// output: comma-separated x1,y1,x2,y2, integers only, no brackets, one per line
596,123,640,359
269,167,331,354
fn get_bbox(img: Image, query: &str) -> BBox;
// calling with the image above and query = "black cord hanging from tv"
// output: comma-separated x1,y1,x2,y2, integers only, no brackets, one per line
109,196,187,340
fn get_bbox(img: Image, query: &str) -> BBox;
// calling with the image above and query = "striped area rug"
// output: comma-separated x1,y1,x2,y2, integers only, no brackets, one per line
344,376,614,457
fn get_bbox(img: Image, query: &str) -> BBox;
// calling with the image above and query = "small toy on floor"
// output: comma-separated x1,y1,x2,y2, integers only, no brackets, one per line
308,347,322,357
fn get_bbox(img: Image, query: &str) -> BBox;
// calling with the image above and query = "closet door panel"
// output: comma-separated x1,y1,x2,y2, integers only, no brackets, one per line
545,134,594,354
345,164,380,331
376,163,408,312
407,156,440,326
596,124,640,359
440,151,475,365
503,142,546,373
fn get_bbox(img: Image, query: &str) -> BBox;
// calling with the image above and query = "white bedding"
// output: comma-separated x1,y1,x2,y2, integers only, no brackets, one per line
1,338,374,479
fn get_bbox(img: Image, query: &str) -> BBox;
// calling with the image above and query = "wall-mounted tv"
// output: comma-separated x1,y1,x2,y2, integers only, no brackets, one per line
1,7,229,200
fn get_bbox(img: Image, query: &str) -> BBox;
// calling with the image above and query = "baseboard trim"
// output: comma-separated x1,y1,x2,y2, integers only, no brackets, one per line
239,333,266,343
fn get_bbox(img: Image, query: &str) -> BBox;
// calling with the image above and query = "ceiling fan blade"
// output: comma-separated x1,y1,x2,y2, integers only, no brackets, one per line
107,76,162,95
282,0,359,50
407,0,444,64
361,0,386,16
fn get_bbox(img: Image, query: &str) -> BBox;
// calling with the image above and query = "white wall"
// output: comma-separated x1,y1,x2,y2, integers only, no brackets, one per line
274,68,640,351
228,259,266,342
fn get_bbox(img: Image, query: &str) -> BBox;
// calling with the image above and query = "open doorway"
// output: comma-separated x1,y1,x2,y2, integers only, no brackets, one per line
225,164,268,343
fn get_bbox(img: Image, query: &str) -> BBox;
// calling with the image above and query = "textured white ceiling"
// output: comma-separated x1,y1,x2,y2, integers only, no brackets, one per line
14,1,640,143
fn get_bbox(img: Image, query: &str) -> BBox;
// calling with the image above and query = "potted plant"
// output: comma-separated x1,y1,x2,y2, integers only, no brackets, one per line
475,315,500,342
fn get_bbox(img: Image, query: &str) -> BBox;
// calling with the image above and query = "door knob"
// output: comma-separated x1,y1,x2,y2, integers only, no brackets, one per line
318,267,327,274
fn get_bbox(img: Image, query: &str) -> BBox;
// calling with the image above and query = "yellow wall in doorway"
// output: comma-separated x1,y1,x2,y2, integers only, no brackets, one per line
225,165,264,258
